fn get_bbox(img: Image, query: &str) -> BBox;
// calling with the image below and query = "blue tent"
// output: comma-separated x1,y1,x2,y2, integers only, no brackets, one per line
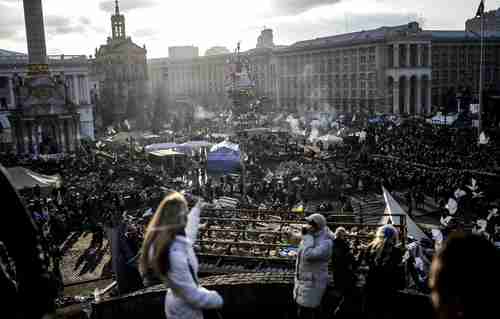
368,116,384,124
207,142,241,173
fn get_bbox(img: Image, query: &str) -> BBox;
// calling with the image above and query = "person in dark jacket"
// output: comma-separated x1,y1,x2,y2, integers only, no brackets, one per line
331,227,357,318
0,164,58,319
331,227,355,293
429,233,500,319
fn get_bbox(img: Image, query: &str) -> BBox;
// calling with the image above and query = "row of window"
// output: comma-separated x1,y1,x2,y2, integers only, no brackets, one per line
280,88,378,98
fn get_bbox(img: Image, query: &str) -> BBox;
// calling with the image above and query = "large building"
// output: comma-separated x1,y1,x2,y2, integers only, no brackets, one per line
277,23,500,114
466,8,500,33
148,29,280,110
0,51,95,152
167,53,230,108
274,22,432,114
429,30,500,109
92,1,148,126
169,46,199,60
151,19,500,116
1,0,96,155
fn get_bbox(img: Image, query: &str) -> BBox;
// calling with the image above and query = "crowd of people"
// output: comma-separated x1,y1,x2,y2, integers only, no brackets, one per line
2,107,500,319
370,120,499,172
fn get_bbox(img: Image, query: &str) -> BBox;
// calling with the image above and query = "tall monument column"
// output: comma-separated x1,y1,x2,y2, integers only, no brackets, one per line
23,0,48,70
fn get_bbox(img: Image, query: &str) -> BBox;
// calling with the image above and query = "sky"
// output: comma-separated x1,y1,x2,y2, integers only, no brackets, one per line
0,0,499,58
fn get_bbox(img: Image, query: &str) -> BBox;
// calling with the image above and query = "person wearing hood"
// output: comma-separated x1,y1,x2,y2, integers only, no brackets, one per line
286,213,333,319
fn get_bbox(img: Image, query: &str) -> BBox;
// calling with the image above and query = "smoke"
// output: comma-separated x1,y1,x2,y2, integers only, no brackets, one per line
193,105,215,120
308,119,321,141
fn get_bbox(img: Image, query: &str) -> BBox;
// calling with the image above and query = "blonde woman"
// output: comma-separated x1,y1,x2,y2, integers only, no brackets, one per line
140,192,223,319
361,225,404,318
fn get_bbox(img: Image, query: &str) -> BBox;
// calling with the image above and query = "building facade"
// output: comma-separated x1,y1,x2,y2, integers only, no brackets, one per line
466,8,500,33
273,22,432,114
152,21,500,116
169,46,199,60
167,53,230,108
430,31,500,109
92,1,148,126
0,50,95,152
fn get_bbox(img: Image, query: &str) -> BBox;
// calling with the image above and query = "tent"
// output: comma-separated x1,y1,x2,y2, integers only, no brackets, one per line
6,167,61,190
368,116,385,124
316,134,343,146
180,140,213,149
144,143,178,152
207,141,241,173
142,134,161,139
426,113,458,126
148,149,185,157
380,187,430,242
210,141,239,153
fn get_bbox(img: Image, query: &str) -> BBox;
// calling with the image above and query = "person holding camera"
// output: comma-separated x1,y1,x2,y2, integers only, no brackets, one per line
287,213,333,319
139,192,223,319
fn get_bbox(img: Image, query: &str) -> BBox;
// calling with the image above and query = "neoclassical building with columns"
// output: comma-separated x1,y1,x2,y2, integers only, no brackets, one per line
275,22,500,114
385,37,432,115
0,50,95,153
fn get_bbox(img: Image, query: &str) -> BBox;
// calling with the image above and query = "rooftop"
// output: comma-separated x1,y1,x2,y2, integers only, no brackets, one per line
0,49,88,66
426,30,500,41
279,22,421,52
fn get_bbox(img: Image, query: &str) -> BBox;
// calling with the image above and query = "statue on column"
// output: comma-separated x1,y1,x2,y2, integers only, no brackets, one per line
64,74,72,105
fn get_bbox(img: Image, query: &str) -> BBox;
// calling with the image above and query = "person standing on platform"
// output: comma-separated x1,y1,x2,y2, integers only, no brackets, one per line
140,192,223,319
361,225,404,319
287,213,333,319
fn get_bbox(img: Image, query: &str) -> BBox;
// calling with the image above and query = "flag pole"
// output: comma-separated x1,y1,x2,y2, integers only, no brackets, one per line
478,3,485,137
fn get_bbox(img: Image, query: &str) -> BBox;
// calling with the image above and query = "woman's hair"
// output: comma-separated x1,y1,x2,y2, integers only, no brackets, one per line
367,225,399,266
139,192,188,278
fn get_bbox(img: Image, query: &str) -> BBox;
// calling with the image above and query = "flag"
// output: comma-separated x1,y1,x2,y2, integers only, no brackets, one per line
476,0,485,17
381,187,430,241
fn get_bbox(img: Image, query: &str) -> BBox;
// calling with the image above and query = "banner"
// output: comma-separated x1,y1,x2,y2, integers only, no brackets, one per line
381,186,430,242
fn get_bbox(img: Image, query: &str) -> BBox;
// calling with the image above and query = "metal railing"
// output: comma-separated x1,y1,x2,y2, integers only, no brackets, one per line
197,208,407,262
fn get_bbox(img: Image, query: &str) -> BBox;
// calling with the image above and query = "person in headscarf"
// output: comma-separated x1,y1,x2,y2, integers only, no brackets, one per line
139,192,223,319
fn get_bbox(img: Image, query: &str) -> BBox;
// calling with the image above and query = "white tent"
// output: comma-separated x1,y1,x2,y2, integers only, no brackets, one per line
380,187,430,241
144,143,178,152
316,134,343,146
6,167,61,190
148,149,185,157
210,141,240,153
181,141,213,149
426,112,458,126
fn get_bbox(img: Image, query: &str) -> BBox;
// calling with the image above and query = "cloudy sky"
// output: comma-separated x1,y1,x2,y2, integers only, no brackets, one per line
0,0,498,58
